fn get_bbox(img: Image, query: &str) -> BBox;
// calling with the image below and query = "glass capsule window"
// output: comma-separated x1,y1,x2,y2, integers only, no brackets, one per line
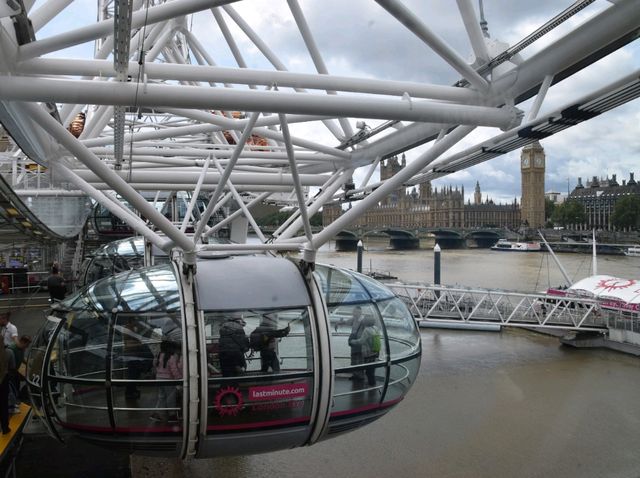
314,264,421,435
203,307,315,441
79,237,145,288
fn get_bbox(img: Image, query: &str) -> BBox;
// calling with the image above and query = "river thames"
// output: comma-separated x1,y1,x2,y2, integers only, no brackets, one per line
172,247,640,478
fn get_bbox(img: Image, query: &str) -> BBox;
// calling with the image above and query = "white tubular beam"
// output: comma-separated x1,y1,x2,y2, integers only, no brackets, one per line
360,156,382,189
16,58,485,103
526,74,553,122
68,169,327,186
494,0,639,100
24,102,195,253
0,77,519,124
375,0,489,92
29,0,73,33
276,169,350,241
352,121,445,166
278,113,314,243
52,163,168,250
222,4,344,141
80,104,113,140
193,110,262,242
539,231,572,285
310,125,475,249
271,170,343,237
200,243,301,252
88,147,343,163
180,156,210,232
204,191,271,238
81,122,220,147
212,158,266,243
456,0,490,64
78,183,294,192
160,107,352,159
19,0,242,60
287,0,354,138
212,8,252,75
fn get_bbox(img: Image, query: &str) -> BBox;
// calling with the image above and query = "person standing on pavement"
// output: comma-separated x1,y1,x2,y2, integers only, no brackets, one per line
0,312,18,347
47,265,67,303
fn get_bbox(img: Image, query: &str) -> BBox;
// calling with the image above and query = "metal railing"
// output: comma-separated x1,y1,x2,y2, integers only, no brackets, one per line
386,283,607,332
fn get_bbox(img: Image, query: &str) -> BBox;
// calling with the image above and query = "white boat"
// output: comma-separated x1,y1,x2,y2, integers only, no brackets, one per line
625,246,640,257
491,239,542,252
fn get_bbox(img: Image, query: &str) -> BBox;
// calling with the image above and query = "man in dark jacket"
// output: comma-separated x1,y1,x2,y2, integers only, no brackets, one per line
47,266,67,303
251,314,290,373
218,314,249,377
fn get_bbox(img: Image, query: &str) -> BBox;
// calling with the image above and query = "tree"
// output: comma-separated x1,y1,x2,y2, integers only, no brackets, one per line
611,196,640,230
551,200,586,227
545,197,556,222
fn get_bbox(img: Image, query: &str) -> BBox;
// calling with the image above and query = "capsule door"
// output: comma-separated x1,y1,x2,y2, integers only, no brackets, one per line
198,306,317,457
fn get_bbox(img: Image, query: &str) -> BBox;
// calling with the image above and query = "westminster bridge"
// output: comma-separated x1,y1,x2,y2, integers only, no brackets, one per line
332,227,505,251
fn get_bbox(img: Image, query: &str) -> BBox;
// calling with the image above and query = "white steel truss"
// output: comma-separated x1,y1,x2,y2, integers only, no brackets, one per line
389,283,606,332
0,0,638,264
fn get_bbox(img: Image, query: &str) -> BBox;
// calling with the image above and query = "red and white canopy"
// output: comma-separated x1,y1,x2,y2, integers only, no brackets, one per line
569,275,640,305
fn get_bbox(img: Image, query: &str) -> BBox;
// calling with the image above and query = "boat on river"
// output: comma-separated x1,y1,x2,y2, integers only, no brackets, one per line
491,239,542,252
625,246,640,257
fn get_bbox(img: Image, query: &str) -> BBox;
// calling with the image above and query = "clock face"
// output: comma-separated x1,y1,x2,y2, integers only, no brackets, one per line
522,157,530,168
534,156,544,167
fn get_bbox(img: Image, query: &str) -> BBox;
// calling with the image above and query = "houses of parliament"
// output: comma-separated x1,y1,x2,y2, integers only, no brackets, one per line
323,142,547,230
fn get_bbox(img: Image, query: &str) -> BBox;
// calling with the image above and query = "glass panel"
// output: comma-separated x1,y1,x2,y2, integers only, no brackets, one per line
350,271,396,301
51,309,109,380
204,308,312,377
329,303,381,371
56,398,112,430
111,314,161,404
56,380,105,410
384,356,421,404
378,297,421,360
26,317,60,388
314,265,370,305
87,265,179,313
112,384,183,431
204,308,313,433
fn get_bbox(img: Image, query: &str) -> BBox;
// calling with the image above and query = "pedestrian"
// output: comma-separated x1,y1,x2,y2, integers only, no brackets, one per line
250,314,290,373
0,312,18,347
150,340,182,423
218,313,249,377
348,315,381,386
336,306,365,381
7,335,31,413
0,343,10,434
47,265,67,303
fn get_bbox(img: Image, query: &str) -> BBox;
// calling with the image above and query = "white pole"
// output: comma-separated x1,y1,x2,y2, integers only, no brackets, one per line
19,0,242,60
0,76,519,128
375,0,489,92
16,57,485,104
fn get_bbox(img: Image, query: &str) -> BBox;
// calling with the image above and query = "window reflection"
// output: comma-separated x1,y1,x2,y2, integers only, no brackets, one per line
204,308,314,434
378,297,421,359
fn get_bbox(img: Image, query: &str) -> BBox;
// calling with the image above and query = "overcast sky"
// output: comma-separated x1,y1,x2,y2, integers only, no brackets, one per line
36,0,640,204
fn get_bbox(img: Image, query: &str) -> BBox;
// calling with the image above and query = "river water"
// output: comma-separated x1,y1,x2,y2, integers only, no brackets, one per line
190,246,640,478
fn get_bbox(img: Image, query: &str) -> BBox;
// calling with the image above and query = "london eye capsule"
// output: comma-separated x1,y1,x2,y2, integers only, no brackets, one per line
26,255,421,458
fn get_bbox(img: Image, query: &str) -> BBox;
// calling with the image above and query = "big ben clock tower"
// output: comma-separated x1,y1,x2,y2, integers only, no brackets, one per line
520,141,546,228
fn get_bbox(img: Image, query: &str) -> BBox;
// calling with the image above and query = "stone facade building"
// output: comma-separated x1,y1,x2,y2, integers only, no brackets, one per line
569,172,640,230
322,155,521,230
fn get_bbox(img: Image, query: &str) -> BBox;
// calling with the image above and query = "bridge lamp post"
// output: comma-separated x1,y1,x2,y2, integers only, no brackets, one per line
434,243,441,294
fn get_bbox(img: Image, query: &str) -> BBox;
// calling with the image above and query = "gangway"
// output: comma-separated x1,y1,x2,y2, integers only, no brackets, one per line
388,283,606,332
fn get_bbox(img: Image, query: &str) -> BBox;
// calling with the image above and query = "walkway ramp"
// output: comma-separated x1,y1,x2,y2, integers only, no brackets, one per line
389,284,606,332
